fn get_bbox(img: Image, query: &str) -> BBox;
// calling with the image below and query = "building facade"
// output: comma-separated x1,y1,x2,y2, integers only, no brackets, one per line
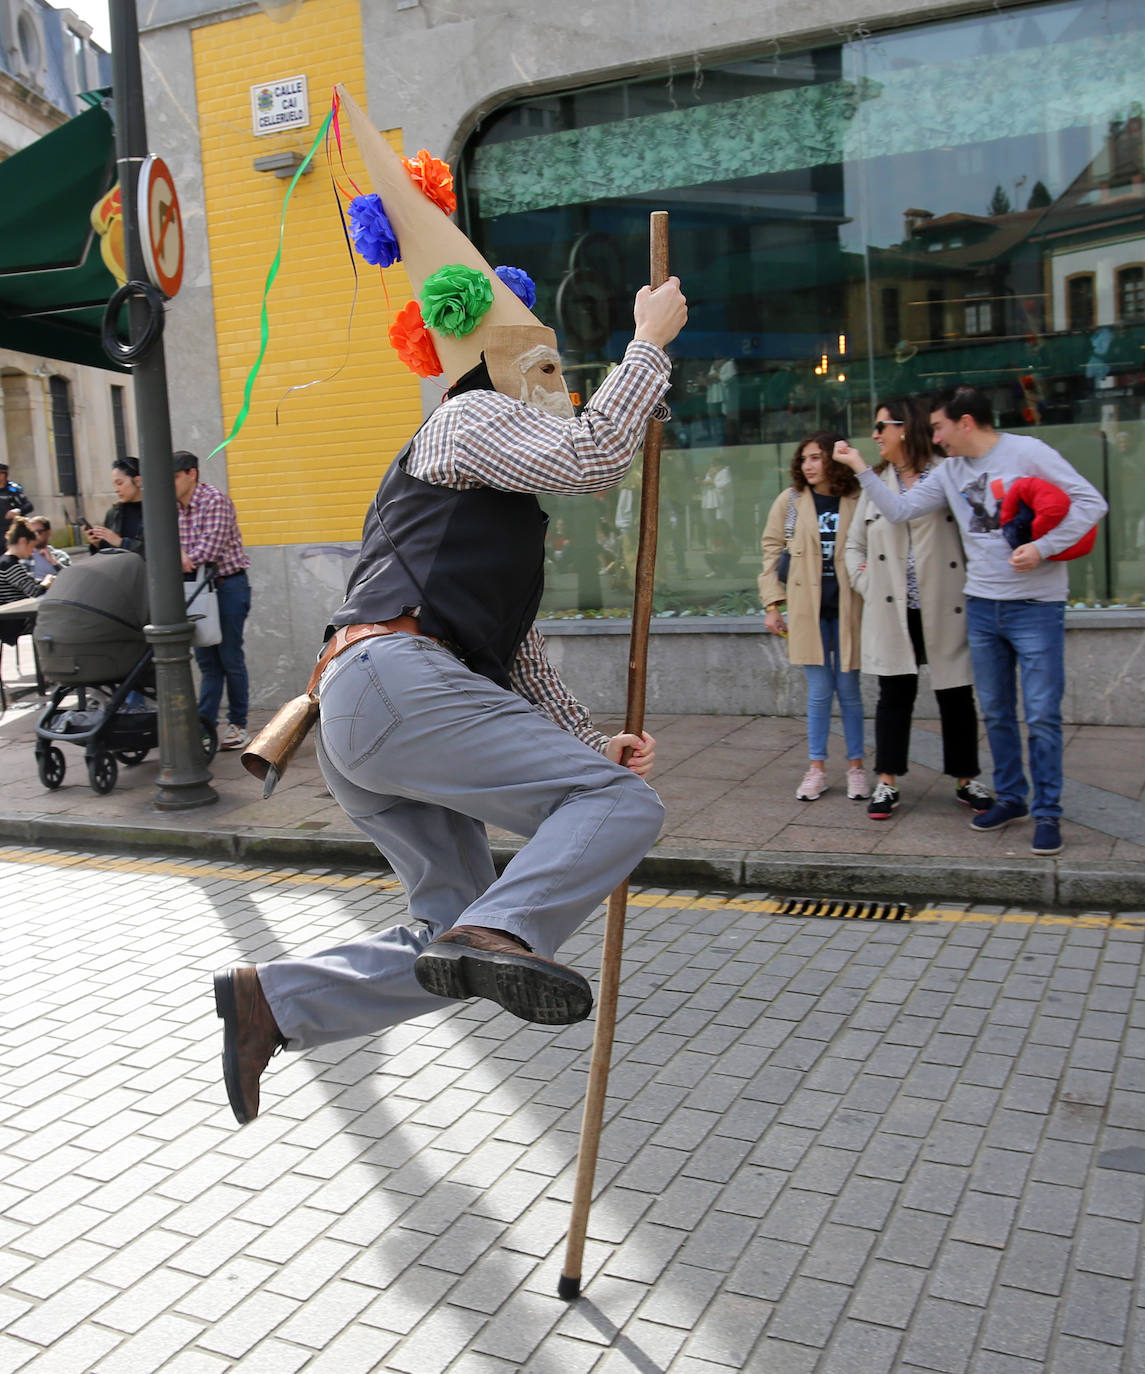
138,0,1145,722
0,0,129,533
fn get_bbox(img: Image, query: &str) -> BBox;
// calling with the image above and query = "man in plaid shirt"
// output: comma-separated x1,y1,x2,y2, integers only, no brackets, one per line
174,451,252,752
214,281,687,1125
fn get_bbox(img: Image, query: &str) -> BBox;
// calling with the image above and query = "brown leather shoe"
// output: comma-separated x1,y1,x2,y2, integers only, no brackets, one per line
413,925,592,1025
213,966,286,1125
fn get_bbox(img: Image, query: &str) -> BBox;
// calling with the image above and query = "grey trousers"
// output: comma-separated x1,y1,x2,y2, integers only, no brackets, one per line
258,633,664,1048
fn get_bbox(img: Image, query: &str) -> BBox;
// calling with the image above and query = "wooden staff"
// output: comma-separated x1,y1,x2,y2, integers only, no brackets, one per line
559,210,670,1300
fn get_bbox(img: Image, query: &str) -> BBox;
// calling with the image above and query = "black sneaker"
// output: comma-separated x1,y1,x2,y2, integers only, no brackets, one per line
955,779,993,812
1031,820,1062,856
867,780,900,820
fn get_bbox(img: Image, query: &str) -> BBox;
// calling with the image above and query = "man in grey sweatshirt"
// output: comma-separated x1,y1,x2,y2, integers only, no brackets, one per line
834,385,1107,859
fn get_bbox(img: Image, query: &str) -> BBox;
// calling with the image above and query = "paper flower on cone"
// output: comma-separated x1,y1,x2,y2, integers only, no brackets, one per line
348,194,400,268
402,150,457,215
494,266,537,309
420,264,494,338
389,300,443,378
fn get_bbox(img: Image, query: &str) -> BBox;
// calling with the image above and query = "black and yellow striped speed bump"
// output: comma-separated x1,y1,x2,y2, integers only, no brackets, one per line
625,892,911,921
626,891,1143,931
776,897,912,921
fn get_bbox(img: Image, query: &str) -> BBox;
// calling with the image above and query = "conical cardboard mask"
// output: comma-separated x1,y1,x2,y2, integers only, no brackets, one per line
337,84,571,406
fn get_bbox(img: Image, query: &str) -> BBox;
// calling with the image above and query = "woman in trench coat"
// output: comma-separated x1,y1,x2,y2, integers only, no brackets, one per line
759,431,866,802
841,397,993,821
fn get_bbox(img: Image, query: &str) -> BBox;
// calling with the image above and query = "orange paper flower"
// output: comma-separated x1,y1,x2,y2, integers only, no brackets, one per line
389,300,443,378
402,150,457,216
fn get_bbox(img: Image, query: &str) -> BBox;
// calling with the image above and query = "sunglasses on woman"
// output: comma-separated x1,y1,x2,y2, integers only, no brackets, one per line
873,420,905,435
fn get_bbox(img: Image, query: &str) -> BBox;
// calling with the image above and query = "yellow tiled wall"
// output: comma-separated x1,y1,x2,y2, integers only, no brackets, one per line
193,0,423,546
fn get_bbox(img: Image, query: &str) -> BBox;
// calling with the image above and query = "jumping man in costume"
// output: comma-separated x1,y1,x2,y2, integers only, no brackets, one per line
213,88,687,1124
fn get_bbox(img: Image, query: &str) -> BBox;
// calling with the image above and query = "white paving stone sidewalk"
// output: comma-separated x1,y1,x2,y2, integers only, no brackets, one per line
0,846,1143,1372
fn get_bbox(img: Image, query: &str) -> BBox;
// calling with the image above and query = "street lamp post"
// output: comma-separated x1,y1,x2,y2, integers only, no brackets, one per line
107,0,217,810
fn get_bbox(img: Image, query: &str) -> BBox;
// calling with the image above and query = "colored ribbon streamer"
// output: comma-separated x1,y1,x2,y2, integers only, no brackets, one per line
271,102,366,422
273,92,403,422
330,88,365,201
329,93,390,309
206,107,334,461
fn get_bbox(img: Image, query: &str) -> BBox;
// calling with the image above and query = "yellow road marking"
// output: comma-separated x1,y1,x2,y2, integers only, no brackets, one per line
0,845,400,892
630,893,784,912
0,847,1137,931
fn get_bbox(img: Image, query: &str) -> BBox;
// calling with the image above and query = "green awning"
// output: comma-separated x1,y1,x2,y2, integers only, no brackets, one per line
0,103,128,372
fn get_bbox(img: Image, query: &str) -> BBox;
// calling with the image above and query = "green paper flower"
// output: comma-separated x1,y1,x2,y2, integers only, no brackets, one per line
420,264,494,337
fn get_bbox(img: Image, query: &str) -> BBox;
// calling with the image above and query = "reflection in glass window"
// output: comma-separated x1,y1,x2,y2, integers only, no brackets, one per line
1118,265,1145,322
1067,274,1096,330
964,295,994,337
460,0,1145,612
926,289,945,343
880,287,900,350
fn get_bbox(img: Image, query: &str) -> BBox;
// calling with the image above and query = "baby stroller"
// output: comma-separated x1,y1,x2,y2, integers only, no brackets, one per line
33,549,217,794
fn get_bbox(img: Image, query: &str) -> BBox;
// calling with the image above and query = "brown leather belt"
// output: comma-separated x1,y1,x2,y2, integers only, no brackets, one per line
305,616,434,694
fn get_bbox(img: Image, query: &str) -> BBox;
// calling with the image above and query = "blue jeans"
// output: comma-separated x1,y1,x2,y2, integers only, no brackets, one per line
966,596,1064,820
194,570,251,728
802,617,864,762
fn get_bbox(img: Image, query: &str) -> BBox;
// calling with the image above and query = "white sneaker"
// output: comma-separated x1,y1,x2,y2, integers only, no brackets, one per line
796,766,829,801
220,723,250,751
846,765,870,800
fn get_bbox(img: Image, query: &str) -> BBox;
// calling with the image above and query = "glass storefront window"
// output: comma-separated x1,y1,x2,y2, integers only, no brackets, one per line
459,0,1145,615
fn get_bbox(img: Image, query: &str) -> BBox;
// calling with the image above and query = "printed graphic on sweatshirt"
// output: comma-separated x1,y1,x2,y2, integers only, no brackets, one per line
959,472,1000,534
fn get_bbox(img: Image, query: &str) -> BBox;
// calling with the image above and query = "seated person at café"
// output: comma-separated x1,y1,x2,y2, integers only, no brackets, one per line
26,517,71,579
0,518,53,642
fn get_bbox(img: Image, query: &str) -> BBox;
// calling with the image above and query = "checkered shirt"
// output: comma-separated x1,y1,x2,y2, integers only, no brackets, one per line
178,480,250,578
407,339,671,751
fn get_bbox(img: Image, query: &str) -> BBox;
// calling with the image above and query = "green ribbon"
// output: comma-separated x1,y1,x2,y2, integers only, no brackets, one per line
206,107,334,461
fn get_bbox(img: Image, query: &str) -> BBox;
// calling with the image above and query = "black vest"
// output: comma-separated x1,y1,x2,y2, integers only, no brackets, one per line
332,437,548,690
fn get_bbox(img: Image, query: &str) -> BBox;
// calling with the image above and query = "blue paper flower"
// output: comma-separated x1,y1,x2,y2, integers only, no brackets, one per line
348,194,400,269
494,265,537,309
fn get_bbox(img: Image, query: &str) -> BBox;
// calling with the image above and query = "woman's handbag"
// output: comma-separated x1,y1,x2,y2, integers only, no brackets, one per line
775,488,798,584
185,565,221,648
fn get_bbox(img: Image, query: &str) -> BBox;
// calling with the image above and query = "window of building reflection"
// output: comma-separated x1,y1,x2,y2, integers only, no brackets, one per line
459,0,1145,615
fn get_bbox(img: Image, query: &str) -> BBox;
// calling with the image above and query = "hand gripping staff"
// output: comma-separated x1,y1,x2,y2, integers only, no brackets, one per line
559,211,670,1300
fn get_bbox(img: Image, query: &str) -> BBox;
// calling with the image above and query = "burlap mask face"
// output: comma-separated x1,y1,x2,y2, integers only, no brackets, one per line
484,324,574,418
